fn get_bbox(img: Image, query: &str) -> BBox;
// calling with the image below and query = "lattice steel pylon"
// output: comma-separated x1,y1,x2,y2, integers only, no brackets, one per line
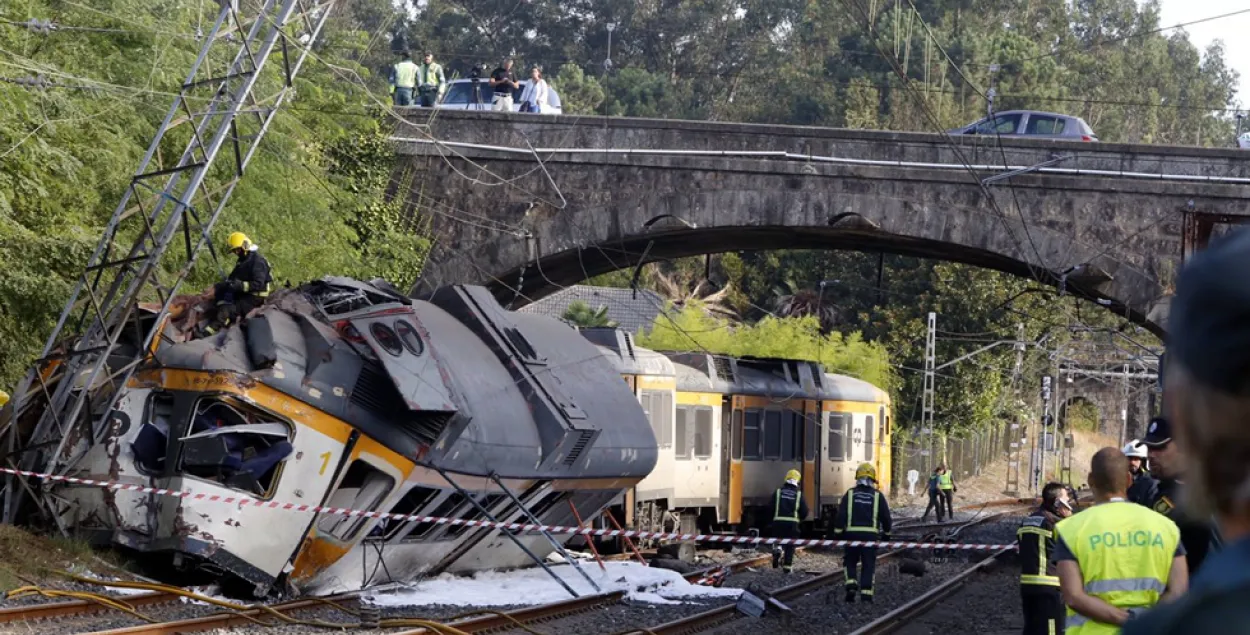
921,312,936,475
0,0,338,526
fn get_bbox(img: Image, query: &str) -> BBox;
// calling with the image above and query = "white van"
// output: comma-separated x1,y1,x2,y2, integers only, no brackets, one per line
434,78,564,114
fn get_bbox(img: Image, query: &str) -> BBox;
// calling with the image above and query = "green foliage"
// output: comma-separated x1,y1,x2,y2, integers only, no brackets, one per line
561,301,617,328
637,304,896,393
551,64,606,114
1064,399,1100,433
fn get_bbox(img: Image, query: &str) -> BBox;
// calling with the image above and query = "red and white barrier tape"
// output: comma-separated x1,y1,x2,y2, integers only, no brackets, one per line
0,466,1016,551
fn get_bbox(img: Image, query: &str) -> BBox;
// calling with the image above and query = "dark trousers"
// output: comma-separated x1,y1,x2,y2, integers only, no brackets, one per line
940,489,954,517
393,86,414,106
206,293,263,333
923,490,946,521
418,87,437,107
1021,588,1065,635
844,541,878,595
771,521,799,568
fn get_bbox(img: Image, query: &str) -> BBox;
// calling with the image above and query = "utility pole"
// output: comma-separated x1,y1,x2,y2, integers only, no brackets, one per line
1037,373,1053,494
1120,362,1131,447
921,312,937,475
1004,323,1026,496
604,23,616,73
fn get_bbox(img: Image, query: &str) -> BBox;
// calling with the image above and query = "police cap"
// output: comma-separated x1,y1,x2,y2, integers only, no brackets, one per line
1142,416,1172,447
1168,228,1250,395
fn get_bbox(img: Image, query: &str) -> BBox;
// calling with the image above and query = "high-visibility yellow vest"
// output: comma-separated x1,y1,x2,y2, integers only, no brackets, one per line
393,60,418,88
0,390,9,408
1054,501,1180,635
938,472,953,490
418,62,444,88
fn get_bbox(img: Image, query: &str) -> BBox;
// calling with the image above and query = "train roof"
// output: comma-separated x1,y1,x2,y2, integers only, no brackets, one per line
661,351,888,403
821,372,890,404
581,328,675,377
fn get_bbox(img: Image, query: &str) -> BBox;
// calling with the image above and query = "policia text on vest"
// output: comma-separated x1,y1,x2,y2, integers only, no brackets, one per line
1054,499,1187,635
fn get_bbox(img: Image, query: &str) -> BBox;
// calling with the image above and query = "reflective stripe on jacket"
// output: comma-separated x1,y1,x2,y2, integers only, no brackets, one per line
773,483,806,523
1018,507,1060,587
418,62,445,90
1055,501,1180,635
834,484,891,535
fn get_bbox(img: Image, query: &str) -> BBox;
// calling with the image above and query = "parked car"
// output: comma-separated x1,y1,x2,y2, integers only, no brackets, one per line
434,78,564,114
1237,131,1250,149
948,110,1098,142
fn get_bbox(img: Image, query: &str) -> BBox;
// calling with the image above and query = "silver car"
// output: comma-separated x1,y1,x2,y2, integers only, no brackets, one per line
434,78,564,114
949,110,1098,142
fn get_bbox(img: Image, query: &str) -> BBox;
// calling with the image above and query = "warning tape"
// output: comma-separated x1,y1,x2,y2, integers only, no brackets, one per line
0,466,1017,551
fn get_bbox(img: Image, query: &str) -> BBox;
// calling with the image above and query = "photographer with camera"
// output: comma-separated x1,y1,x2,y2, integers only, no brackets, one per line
489,58,519,111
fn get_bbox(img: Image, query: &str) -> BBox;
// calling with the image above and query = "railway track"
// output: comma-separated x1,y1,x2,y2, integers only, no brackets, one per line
0,591,179,624
846,546,1015,635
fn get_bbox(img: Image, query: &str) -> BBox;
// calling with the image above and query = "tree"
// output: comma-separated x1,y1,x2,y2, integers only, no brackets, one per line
562,301,617,328
551,64,606,114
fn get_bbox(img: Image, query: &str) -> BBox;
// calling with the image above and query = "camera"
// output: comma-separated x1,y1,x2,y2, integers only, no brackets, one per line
469,65,482,80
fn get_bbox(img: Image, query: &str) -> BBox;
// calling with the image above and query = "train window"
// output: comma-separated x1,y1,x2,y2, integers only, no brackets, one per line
879,407,887,441
674,407,691,460
865,415,875,461
380,485,441,539
790,413,803,460
447,494,504,538
694,408,713,458
827,413,849,461
177,398,293,497
318,460,397,542
732,410,744,460
743,409,762,460
134,392,176,475
804,412,816,462
763,410,782,460
779,412,795,461
407,491,465,540
641,390,673,448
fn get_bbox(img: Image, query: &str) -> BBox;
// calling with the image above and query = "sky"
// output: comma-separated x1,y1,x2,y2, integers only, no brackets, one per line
1154,0,1250,105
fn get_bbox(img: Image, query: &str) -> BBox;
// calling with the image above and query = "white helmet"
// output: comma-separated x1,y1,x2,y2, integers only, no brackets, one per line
1122,440,1148,459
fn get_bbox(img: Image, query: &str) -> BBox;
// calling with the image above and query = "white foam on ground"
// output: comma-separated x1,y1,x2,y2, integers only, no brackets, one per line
363,561,742,607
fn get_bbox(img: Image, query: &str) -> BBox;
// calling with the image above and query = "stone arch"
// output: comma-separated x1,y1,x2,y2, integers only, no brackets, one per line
1058,396,1102,433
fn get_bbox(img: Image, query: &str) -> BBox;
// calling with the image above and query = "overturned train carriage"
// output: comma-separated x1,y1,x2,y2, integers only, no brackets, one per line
15,278,657,595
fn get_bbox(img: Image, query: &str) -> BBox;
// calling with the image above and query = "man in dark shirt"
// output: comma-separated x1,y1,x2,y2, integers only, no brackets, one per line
1139,416,1220,577
1018,482,1072,635
489,58,519,111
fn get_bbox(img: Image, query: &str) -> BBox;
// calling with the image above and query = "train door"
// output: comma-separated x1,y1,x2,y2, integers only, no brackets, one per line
717,396,732,522
726,396,744,524
802,400,820,520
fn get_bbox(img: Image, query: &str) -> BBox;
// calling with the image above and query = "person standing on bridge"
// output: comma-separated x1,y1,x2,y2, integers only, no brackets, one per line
1054,447,1188,634
518,66,549,113
1018,482,1074,635
490,57,519,111
416,52,446,108
389,50,419,107
1121,227,1250,633
834,463,892,603
770,469,808,573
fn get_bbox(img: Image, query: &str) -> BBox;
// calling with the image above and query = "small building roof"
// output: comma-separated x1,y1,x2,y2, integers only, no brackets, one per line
518,285,666,335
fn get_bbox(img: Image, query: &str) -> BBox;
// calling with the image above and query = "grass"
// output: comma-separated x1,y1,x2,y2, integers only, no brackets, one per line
0,524,129,593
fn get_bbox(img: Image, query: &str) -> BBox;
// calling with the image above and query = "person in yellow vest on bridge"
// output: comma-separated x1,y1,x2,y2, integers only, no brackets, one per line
415,52,446,108
389,50,418,107
1054,447,1189,634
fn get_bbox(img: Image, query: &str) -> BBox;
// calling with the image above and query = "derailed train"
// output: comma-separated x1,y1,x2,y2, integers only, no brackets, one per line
583,328,892,538
5,278,657,595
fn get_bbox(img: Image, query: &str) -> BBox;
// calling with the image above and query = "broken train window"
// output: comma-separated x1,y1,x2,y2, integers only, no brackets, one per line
176,397,295,498
317,459,397,542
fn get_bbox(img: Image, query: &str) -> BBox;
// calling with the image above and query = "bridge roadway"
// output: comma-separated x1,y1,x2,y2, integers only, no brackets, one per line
395,110,1250,332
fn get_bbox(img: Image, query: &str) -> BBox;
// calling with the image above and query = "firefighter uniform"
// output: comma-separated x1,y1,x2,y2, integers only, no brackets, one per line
770,469,808,573
834,463,892,602
204,232,273,336
1053,499,1184,635
1018,506,1064,635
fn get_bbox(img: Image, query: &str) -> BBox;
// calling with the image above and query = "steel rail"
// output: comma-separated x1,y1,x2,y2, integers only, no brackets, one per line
846,546,1014,635
0,591,177,624
81,593,360,635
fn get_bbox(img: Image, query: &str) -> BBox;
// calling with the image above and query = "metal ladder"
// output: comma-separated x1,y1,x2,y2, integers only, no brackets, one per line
1,0,338,525
490,473,602,594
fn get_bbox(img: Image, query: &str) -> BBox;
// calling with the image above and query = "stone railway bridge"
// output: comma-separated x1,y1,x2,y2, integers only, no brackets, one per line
396,110,1250,335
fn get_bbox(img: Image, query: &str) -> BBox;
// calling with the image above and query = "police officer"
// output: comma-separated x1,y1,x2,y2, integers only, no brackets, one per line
1054,447,1188,633
1121,227,1250,634
389,50,418,106
937,464,956,517
770,469,808,573
1123,440,1153,505
834,462,892,602
1137,416,1220,577
1018,482,1074,635
202,232,273,336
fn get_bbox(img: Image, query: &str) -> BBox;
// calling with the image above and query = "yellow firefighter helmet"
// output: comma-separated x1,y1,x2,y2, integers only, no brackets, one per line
855,463,877,481
784,469,801,483
227,232,252,251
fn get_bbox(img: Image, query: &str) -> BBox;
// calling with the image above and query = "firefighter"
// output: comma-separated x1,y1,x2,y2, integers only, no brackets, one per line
1018,482,1074,635
834,462,892,602
201,232,273,336
770,469,808,573
1054,447,1188,633
1123,440,1153,505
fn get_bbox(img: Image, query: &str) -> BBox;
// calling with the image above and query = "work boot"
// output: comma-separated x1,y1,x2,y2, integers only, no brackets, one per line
860,593,873,603
771,549,781,569
783,566,793,574
845,587,857,603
